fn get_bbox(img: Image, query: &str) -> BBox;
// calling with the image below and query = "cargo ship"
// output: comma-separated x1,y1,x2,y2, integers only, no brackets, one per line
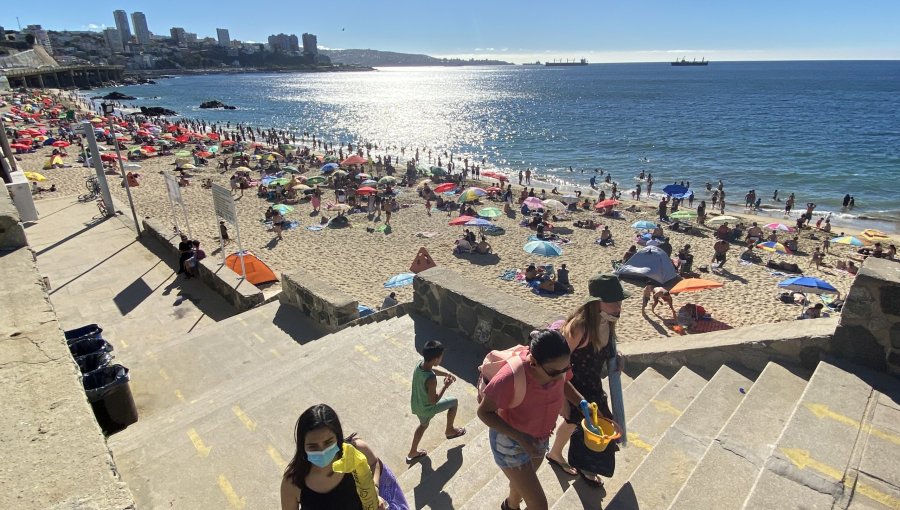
522,61,543,66
546,58,588,67
671,57,708,66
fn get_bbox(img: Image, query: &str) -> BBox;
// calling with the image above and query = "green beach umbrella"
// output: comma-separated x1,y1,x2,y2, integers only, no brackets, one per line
268,178,291,187
478,207,503,219
306,176,326,185
282,165,300,174
378,176,397,186
430,166,448,176
175,151,191,157
272,204,294,214
208,145,219,153
671,210,698,220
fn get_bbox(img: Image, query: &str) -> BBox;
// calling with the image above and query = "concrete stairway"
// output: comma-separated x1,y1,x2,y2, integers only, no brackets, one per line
547,360,900,510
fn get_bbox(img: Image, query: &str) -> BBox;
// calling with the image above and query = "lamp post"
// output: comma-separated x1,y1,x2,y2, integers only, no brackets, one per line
102,102,141,236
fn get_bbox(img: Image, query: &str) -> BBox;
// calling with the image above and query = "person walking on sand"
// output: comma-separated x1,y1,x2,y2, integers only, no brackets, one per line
712,239,729,271
406,340,466,464
525,168,532,185
272,210,285,240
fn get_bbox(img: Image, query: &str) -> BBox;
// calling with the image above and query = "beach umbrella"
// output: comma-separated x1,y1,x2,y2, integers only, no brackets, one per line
662,184,688,196
595,199,621,209
430,166,448,176
831,236,870,247
458,187,487,203
671,210,698,220
221,140,235,146
341,155,367,166
306,176,326,185
9,143,29,150
175,150,191,157
100,153,118,162
379,176,397,186
282,166,300,174
861,229,890,242
434,183,456,193
271,204,294,214
486,186,503,193
51,140,70,148
333,169,348,178
355,173,370,180
465,218,493,227
707,215,740,226
178,163,196,170
478,207,503,219
361,179,377,186
757,241,791,254
206,132,220,140
481,170,508,181
384,272,415,288
765,223,796,232
268,178,291,187
777,276,839,295
196,151,212,158
670,278,724,294
543,199,566,211
631,220,657,230
321,162,339,173
291,184,310,191
524,240,562,257
234,166,252,172
523,196,544,209
356,186,377,196
448,215,475,226
24,172,47,182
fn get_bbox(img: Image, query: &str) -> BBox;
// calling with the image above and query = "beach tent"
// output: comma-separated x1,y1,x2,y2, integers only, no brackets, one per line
225,251,278,285
614,246,678,284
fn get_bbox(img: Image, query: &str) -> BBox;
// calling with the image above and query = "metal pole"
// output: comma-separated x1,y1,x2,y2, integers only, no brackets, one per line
82,123,115,216
107,112,142,236
216,215,226,265
233,216,247,280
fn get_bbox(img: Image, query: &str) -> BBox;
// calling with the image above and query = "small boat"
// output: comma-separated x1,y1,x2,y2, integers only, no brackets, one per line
672,57,708,66
546,58,588,67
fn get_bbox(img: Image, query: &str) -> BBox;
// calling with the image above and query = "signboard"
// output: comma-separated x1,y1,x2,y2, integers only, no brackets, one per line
163,173,183,205
212,184,237,225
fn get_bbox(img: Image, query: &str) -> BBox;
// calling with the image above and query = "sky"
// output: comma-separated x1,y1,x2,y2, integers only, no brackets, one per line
3,0,899,63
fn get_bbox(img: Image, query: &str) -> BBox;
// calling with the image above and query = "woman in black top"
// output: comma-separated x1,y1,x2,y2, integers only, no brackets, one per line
281,404,387,510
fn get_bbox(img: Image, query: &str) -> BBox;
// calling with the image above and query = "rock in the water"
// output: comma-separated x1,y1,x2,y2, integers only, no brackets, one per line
91,91,137,100
140,106,177,117
199,100,236,110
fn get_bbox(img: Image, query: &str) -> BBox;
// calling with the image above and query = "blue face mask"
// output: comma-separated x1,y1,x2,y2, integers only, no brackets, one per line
306,442,340,468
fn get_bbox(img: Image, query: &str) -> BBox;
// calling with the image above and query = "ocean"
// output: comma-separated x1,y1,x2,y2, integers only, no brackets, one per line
89,61,900,232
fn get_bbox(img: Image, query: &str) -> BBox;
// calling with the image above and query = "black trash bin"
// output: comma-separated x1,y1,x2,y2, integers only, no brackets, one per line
76,352,113,375
64,324,103,345
82,365,138,434
69,337,113,358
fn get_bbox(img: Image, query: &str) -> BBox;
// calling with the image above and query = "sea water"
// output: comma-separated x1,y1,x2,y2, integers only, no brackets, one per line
91,61,900,232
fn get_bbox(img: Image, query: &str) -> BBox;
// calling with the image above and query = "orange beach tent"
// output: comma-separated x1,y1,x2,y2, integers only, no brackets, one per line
225,251,278,285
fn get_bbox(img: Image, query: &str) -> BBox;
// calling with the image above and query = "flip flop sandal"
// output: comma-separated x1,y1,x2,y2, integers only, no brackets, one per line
578,470,605,489
500,498,521,510
405,450,427,464
545,455,578,476
445,427,466,440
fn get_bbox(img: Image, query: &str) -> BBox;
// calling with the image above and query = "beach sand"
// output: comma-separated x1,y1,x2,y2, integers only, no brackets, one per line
6,92,884,344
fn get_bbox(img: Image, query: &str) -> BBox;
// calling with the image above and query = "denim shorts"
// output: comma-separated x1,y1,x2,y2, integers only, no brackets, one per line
489,428,549,469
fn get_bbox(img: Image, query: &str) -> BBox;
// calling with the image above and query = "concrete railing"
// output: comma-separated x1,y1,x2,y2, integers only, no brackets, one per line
0,191,28,250
412,267,560,349
280,269,359,332
142,218,263,311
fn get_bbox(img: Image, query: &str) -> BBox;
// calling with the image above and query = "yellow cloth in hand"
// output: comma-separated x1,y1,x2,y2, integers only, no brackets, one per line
331,442,378,510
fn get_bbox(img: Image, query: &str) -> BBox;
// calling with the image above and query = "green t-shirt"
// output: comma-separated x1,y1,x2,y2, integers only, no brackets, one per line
411,361,437,416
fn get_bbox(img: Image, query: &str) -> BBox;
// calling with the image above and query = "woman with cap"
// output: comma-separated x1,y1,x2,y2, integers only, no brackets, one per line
545,273,626,488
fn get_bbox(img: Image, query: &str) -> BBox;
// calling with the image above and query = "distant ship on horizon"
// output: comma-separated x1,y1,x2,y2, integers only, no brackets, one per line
546,58,588,67
672,57,708,66
522,61,543,66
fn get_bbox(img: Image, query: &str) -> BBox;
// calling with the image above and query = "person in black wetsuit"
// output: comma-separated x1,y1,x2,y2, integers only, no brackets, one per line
281,404,391,509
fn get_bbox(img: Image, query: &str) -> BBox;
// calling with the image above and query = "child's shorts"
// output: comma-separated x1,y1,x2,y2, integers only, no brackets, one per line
415,397,458,425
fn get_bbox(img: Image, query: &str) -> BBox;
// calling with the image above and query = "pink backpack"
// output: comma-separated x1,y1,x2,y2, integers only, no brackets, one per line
477,345,528,409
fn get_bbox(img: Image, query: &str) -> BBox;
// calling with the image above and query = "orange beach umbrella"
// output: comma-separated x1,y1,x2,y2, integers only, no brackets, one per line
670,278,724,294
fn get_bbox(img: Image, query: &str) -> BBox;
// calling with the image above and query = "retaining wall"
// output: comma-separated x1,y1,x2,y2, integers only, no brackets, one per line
280,269,359,331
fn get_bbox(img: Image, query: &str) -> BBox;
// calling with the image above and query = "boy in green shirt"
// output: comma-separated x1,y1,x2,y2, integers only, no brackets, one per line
406,340,466,463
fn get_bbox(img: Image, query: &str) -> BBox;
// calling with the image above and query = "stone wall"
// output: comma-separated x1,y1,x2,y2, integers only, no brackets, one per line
339,302,412,330
0,191,27,250
833,257,900,373
142,218,263,311
280,269,359,331
412,267,560,349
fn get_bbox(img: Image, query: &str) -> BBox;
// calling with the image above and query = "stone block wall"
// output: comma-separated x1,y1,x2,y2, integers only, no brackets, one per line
280,269,359,331
0,191,27,250
142,218,263,311
833,257,900,373
412,267,560,349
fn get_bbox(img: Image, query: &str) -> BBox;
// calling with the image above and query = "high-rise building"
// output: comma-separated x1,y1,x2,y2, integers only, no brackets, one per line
103,27,124,53
23,25,52,54
268,33,300,52
131,12,151,45
113,10,131,43
302,33,318,55
216,28,230,47
170,27,186,44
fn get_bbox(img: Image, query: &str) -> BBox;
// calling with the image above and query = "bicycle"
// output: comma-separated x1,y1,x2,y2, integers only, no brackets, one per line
96,198,109,217
79,176,102,202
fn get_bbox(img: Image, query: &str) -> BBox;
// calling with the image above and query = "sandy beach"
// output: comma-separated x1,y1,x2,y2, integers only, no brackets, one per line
7,90,894,344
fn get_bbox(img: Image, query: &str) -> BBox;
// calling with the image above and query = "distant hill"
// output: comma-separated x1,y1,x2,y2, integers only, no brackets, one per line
320,49,512,67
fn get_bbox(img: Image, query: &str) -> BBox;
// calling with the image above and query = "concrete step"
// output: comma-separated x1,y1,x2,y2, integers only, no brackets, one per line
620,367,668,423
670,362,808,510
551,367,706,510
741,361,877,509
604,365,752,509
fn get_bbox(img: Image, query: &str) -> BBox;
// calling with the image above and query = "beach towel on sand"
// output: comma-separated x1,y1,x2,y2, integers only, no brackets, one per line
498,268,518,281
415,231,437,238
306,225,324,231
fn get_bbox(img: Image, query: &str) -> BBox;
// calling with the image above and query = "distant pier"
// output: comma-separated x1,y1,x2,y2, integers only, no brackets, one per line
3,64,125,89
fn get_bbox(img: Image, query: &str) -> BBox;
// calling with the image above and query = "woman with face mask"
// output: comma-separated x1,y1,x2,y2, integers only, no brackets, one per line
545,274,627,489
281,404,396,510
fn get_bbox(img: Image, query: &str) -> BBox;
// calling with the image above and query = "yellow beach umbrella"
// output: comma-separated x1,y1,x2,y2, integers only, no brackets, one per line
25,172,47,181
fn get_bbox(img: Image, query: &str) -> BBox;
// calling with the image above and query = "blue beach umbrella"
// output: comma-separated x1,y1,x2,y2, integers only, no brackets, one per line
777,276,838,295
361,179,377,186
465,218,493,227
662,184,689,197
384,272,415,288
831,236,870,247
320,162,339,173
524,240,562,257
632,220,657,230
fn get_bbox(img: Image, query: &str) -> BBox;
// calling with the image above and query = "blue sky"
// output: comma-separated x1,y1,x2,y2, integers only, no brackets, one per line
4,0,899,62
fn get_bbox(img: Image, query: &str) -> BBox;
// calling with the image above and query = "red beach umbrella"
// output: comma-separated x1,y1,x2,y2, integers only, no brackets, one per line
52,141,70,148
595,199,621,209
100,153,118,162
341,155,367,166
434,183,456,193
448,215,475,226
356,186,377,195
221,140,236,146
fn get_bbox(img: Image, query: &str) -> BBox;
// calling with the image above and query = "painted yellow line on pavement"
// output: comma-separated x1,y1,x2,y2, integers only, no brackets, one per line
385,336,404,348
782,448,900,508
174,389,186,402
267,444,287,470
232,406,257,432
390,372,411,386
159,368,170,381
119,339,128,349
465,386,478,397
354,344,379,362
187,428,211,457
270,348,282,358
805,403,900,446
252,332,265,344
650,399,682,417
217,474,246,509
627,433,653,452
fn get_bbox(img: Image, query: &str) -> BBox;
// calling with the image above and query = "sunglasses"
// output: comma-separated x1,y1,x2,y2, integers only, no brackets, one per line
539,362,571,378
